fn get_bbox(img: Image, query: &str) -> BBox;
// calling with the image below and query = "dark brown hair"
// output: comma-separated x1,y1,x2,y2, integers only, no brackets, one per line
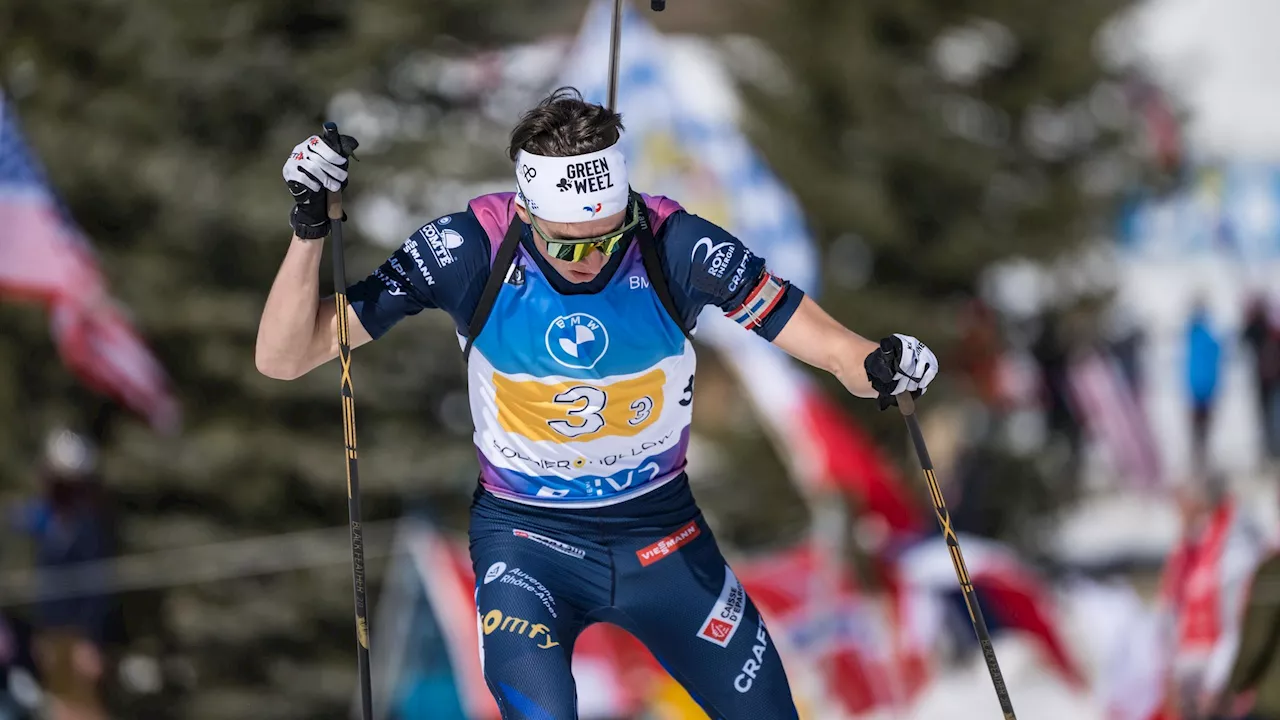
507,86,624,161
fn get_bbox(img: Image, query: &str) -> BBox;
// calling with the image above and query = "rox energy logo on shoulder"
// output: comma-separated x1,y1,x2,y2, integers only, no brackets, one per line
636,520,701,567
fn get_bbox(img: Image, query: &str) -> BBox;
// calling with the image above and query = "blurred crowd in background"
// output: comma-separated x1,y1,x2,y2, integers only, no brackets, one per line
4,0,1280,718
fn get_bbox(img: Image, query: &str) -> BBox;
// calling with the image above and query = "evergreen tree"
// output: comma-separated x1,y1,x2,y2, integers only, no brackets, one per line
740,0,1143,341
736,0,1151,550
0,2,586,716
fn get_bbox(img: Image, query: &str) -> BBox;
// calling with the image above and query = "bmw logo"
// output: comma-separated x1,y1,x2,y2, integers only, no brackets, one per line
545,313,610,370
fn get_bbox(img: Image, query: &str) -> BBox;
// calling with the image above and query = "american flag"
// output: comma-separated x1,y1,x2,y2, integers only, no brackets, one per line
1067,348,1161,492
0,91,179,433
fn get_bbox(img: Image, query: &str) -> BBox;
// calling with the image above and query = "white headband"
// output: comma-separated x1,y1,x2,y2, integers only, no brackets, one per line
514,144,629,223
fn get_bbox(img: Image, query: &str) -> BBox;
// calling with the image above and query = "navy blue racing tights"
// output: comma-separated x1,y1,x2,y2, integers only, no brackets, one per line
469,475,799,720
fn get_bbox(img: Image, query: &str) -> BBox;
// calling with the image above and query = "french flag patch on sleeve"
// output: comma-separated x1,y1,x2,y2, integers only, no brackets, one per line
726,272,786,330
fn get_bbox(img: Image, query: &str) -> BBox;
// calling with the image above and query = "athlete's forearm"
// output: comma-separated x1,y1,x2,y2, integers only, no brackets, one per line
255,235,331,380
829,333,882,398
772,296,879,398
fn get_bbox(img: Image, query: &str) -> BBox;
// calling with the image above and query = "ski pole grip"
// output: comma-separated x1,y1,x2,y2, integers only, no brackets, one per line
326,187,343,221
896,392,916,416
322,121,344,221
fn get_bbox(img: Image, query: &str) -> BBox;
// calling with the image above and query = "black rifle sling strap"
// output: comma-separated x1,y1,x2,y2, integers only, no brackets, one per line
633,194,694,342
463,215,523,361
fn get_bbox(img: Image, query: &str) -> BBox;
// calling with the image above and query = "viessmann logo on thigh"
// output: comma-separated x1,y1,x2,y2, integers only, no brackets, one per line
697,566,745,648
635,520,701,567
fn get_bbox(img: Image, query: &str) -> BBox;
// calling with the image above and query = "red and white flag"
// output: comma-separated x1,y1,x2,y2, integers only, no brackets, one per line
1154,499,1270,706
703,328,925,542
893,533,1087,690
0,91,178,433
737,544,930,716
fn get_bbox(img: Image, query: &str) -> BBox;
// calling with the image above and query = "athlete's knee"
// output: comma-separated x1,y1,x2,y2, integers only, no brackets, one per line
485,668,577,719
720,621,799,718
481,638,576,720
474,598,574,708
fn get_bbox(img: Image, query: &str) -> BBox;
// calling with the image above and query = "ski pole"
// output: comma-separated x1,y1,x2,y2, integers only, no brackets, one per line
897,392,1017,719
606,0,624,110
322,120,373,720
606,0,666,112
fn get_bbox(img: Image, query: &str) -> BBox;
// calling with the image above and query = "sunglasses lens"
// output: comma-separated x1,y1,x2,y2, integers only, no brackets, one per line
545,241,572,261
567,243,597,263
540,208,636,263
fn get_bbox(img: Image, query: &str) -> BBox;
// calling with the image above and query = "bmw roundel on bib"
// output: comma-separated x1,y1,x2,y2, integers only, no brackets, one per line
546,313,610,370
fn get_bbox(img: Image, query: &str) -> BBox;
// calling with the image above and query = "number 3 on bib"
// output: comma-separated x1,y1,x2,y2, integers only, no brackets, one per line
493,369,668,443
547,386,607,438
628,396,654,426
546,388,655,437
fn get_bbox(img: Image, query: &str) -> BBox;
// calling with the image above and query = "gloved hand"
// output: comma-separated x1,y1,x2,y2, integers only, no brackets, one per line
282,129,359,239
864,333,939,410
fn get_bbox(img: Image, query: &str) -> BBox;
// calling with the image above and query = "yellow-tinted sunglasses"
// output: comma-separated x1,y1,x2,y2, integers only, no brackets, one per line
528,199,641,263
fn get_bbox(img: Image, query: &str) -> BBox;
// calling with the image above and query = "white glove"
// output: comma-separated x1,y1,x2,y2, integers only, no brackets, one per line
283,131,358,239
865,333,939,407
282,135,349,193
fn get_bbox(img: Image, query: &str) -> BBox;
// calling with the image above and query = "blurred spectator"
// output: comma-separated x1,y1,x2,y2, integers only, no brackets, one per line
956,298,1006,410
1032,309,1082,460
1186,300,1223,473
1243,294,1280,466
12,430,117,720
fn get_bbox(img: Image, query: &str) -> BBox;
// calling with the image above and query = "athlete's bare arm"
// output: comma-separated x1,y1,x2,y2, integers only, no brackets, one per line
771,296,881,399
255,235,372,380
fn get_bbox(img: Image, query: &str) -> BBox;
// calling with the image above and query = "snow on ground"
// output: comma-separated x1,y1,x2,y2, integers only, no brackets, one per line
907,642,1094,720
852,579,1155,720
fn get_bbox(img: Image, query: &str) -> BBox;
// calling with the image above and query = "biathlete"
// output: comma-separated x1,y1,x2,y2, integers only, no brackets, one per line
256,87,938,719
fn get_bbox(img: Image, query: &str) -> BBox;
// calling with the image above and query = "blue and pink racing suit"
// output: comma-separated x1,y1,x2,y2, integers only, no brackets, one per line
347,192,804,719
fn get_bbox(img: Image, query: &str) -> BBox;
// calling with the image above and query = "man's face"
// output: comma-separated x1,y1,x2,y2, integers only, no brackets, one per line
515,205,627,283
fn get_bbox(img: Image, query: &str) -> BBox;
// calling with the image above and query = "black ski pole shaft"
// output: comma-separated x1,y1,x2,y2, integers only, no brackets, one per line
897,392,1017,719
607,0,624,111
322,120,373,720
608,1,665,110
